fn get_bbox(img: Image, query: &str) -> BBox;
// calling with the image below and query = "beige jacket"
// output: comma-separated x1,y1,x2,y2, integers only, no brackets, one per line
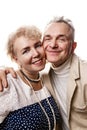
42,54,87,130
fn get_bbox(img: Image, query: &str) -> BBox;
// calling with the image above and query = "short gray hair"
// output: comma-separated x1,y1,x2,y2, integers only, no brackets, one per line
46,16,75,42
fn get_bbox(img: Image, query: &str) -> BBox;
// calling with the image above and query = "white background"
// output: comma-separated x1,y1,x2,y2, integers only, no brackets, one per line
0,0,87,68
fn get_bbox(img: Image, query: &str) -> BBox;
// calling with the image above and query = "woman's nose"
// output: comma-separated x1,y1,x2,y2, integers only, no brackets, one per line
31,48,39,57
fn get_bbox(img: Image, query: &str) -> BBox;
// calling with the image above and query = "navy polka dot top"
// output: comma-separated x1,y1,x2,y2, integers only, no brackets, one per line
0,96,61,130
0,74,61,130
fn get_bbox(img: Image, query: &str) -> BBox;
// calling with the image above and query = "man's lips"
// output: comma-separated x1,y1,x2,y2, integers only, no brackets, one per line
47,50,62,53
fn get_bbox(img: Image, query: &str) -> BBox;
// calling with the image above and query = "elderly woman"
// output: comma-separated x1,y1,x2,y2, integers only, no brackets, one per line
0,25,62,130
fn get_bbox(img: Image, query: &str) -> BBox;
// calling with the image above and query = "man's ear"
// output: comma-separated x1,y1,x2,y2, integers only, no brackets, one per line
72,42,77,53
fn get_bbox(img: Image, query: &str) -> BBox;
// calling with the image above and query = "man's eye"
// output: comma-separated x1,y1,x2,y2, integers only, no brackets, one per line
59,38,66,41
44,37,51,41
58,36,68,43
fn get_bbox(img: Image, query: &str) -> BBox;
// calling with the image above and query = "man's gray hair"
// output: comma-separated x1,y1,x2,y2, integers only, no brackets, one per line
46,16,75,42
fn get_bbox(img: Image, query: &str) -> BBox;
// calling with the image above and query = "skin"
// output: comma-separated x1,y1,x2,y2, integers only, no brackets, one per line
0,22,77,90
43,22,77,67
13,36,46,79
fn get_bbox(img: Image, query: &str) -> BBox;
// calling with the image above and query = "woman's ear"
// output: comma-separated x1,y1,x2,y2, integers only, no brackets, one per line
13,56,18,63
13,56,21,68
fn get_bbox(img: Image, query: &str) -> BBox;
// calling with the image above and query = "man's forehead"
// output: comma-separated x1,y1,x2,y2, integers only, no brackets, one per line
44,23,69,38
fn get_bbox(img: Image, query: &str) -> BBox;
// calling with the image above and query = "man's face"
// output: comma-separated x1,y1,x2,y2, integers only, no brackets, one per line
43,22,76,67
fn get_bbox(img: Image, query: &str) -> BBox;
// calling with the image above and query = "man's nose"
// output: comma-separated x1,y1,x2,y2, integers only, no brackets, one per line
50,39,58,48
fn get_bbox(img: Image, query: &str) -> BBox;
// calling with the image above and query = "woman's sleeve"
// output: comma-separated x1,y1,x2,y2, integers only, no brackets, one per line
0,87,13,123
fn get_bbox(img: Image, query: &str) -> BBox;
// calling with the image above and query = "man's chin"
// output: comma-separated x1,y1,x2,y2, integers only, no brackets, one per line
47,59,57,64
47,56,58,62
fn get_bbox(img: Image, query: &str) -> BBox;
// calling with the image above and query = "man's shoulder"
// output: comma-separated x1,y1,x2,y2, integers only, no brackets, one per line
75,54,87,66
72,54,87,73
72,54,87,64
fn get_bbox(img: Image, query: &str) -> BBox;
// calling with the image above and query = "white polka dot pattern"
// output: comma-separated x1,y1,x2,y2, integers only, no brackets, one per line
0,96,61,130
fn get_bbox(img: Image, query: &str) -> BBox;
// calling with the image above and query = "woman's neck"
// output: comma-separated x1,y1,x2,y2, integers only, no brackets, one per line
21,69,39,80
17,69,42,91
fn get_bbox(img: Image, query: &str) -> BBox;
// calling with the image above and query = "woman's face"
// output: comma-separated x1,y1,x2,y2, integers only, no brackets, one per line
13,36,46,75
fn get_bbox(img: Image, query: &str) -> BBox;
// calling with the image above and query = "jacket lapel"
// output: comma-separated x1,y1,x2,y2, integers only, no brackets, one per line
67,54,80,120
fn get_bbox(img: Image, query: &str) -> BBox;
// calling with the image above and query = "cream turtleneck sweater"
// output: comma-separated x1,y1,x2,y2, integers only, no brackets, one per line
50,56,72,130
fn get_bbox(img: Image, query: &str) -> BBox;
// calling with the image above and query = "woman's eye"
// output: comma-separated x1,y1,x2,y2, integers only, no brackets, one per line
22,50,29,54
37,44,42,47
35,42,42,48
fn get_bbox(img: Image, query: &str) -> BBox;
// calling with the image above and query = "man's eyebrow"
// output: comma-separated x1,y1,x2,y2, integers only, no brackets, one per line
44,34,51,37
58,34,67,37
57,35,69,39
44,34,67,38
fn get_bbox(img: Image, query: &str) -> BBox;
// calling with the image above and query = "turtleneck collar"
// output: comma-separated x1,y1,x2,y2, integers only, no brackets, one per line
51,55,72,75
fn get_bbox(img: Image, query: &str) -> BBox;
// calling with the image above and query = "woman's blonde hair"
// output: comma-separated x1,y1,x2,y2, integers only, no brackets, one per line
7,25,42,60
